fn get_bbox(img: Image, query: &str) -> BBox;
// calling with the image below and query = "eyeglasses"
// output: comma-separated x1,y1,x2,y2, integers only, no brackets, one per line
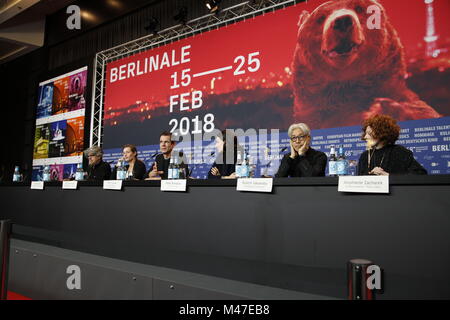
290,135,308,142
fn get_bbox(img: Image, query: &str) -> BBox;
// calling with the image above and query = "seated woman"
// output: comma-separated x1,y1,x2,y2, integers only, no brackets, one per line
112,144,147,180
208,130,243,179
275,123,327,177
358,114,427,176
84,146,111,181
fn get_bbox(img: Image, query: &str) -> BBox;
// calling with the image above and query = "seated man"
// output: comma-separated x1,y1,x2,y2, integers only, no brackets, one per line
275,123,327,177
84,146,111,181
146,131,188,180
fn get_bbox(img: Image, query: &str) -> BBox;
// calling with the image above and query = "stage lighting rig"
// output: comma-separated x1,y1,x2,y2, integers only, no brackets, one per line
205,0,221,13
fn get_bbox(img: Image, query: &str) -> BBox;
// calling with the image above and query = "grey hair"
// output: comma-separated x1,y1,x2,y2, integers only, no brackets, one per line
288,123,311,138
84,145,103,158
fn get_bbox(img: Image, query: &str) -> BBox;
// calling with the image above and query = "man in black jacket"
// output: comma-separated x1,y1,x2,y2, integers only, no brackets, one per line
84,146,111,181
146,131,188,180
275,123,327,178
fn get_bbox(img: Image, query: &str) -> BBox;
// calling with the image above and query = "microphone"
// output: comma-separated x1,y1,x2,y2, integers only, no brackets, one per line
148,152,161,170
183,150,213,179
106,159,121,167
178,151,190,177
261,146,288,177
172,150,190,177
146,153,160,175
184,152,194,177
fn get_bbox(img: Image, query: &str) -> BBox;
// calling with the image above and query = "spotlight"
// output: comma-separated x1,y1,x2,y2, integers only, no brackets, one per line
205,0,221,13
174,6,188,25
144,17,159,34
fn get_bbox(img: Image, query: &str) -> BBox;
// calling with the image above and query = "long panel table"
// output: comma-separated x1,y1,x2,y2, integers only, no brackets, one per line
1,175,449,299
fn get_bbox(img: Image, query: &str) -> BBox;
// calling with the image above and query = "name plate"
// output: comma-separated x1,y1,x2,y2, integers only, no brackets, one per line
62,181,78,190
161,179,187,192
338,176,389,194
103,180,123,190
31,181,44,190
237,178,273,193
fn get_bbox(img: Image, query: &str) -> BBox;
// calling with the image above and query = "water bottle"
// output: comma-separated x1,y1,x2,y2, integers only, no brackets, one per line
178,156,186,179
236,151,250,178
337,145,349,176
248,155,255,178
328,146,337,177
43,165,51,182
168,157,174,179
235,152,243,177
348,160,357,176
116,160,126,180
75,163,84,181
172,154,180,179
13,166,22,182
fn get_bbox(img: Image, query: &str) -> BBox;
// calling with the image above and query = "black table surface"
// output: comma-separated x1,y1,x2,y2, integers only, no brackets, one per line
1,175,450,299
1,174,450,187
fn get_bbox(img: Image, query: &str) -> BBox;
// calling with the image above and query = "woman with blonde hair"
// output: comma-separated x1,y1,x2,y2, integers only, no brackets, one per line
112,144,147,180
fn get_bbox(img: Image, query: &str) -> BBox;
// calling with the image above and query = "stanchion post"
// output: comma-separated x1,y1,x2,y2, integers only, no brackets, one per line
347,258,375,300
0,219,12,300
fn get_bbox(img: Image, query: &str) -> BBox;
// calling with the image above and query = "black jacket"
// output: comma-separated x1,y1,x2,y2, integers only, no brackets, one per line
111,159,147,180
358,144,427,175
208,147,245,179
149,154,188,179
208,162,236,179
275,148,327,178
87,160,112,181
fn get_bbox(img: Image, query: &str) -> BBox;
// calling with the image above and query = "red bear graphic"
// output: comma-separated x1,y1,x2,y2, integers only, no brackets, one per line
292,0,441,128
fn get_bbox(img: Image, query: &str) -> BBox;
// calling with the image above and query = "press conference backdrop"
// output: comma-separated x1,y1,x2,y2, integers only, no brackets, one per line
32,67,88,181
97,0,450,177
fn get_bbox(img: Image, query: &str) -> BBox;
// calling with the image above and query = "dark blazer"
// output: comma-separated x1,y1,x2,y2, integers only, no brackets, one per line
148,154,188,179
111,159,147,180
275,148,327,177
208,162,236,179
208,147,245,179
87,160,111,181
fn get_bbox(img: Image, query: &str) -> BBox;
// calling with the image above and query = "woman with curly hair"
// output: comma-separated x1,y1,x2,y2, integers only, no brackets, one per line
358,115,427,176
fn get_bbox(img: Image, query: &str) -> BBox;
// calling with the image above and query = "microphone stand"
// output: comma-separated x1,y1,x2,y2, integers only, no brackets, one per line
261,147,287,178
